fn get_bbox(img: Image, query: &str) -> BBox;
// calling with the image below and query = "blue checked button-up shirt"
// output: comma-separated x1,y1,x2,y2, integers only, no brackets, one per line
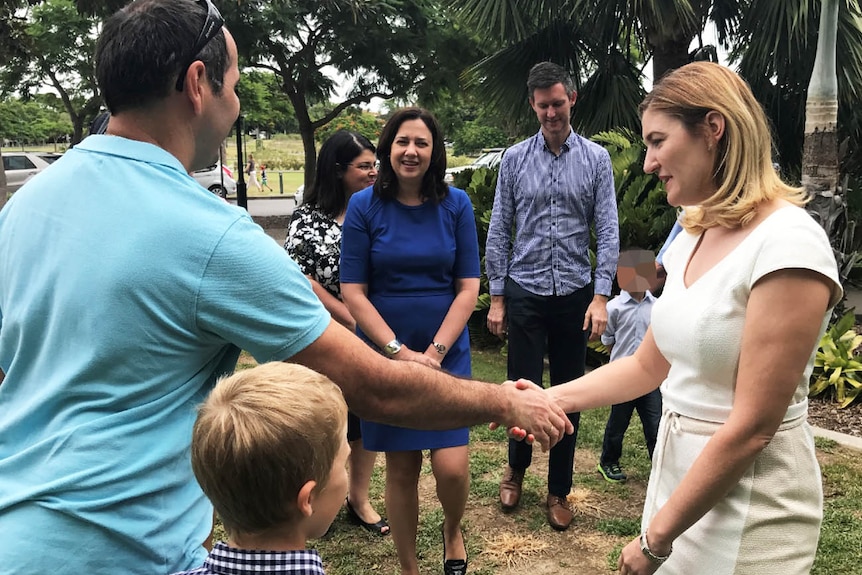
601,290,656,362
486,129,619,297
172,542,326,575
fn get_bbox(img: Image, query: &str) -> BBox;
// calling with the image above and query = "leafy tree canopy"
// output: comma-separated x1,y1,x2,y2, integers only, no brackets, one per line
237,70,300,134
222,0,479,185
0,0,101,143
446,0,862,181
0,96,72,145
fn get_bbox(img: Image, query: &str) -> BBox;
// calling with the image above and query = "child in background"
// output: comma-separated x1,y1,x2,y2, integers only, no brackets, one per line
596,250,662,483
261,163,272,191
172,362,349,575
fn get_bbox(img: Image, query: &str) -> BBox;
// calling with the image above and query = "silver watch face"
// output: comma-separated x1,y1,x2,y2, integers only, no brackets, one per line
433,342,446,354
384,340,402,355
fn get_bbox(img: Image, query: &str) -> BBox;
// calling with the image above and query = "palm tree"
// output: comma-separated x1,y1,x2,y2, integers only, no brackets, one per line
448,0,862,178
803,0,840,195
802,0,862,287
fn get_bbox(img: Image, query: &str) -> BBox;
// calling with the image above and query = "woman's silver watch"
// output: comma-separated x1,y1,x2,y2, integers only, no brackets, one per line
383,338,403,356
640,531,672,566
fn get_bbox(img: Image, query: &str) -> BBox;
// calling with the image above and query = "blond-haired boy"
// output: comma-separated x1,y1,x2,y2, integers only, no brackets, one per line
173,362,349,575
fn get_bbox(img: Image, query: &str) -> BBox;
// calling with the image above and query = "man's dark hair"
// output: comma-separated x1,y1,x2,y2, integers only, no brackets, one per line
305,130,376,219
374,107,448,204
95,0,229,114
527,62,575,99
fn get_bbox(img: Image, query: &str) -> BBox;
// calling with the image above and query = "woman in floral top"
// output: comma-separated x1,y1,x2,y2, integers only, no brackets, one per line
285,130,388,536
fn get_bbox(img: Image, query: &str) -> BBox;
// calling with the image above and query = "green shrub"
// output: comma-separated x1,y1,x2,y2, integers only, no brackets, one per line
810,310,862,408
453,120,507,156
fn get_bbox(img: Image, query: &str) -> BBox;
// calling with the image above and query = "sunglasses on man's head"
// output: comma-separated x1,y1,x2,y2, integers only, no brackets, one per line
175,0,225,92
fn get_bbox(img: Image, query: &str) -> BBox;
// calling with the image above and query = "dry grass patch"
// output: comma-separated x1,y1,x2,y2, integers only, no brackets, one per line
481,531,549,568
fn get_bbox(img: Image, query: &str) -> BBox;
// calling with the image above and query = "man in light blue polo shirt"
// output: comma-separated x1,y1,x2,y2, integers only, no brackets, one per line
0,1,572,574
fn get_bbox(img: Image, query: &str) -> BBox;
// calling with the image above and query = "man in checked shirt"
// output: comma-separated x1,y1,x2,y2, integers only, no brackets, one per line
486,61,619,531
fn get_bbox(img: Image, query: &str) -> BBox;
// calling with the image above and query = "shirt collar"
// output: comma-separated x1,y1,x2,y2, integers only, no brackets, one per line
204,541,325,575
535,128,578,154
618,290,655,304
75,134,189,177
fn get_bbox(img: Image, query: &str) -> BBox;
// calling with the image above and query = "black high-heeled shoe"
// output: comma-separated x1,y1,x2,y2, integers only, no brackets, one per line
345,498,390,536
441,524,467,575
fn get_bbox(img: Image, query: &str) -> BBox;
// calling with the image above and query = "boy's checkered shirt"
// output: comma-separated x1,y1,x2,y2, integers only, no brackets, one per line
173,541,326,575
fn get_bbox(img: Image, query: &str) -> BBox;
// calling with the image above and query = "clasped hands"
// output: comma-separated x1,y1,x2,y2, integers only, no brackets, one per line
390,344,442,370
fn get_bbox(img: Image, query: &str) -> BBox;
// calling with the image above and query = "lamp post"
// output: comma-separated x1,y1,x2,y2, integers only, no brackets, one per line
235,115,247,210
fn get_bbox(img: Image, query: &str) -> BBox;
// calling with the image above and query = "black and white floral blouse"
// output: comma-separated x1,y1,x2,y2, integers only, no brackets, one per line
285,204,343,298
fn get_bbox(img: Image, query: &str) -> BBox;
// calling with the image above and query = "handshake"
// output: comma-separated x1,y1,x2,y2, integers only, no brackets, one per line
492,378,576,450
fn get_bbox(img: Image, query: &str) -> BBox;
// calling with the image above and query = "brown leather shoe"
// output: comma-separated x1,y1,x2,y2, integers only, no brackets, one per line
499,465,525,511
546,494,573,531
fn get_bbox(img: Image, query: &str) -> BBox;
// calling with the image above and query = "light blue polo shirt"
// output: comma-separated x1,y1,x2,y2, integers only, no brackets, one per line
0,136,329,574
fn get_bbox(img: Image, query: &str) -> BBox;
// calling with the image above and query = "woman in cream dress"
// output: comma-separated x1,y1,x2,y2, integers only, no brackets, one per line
543,62,842,575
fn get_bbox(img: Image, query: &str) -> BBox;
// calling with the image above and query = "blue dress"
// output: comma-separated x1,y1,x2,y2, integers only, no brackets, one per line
340,186,481,451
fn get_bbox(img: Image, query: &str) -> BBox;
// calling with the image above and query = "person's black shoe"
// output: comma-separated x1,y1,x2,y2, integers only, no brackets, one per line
345,498,390,536
442,523,467,575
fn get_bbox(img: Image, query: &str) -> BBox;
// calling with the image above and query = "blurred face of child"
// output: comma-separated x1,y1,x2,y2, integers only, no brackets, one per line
308,433,350,539
617,249,658,293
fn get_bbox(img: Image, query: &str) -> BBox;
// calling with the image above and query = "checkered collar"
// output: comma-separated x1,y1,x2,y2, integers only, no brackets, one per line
202,541,325,575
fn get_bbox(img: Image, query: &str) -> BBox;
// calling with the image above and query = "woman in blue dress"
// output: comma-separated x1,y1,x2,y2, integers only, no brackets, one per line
341,108,480,575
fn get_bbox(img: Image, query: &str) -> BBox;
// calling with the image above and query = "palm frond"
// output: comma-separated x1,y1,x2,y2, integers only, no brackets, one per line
462,20,593,124
575,50,645,135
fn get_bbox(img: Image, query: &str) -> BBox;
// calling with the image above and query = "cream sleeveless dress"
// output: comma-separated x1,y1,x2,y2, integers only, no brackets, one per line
647,206,842,574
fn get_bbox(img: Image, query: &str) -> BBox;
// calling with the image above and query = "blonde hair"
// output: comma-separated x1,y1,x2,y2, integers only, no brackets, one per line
640,62,806,233
191,362,347,537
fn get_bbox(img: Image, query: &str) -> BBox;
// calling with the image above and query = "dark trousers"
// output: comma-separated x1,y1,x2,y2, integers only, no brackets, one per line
505,278,591,497
600,388,662,465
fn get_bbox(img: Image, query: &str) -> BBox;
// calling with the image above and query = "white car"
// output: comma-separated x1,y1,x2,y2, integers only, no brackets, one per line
444,148,505,185
192,163,236,198
3,151,63,193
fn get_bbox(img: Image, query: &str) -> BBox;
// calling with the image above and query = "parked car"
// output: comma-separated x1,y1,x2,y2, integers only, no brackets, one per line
3,151,63,193
192,163,236,198
444,147,505,185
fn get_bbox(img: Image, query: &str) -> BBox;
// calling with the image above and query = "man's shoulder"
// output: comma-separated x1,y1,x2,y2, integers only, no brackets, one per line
568,132,610,159
505,134,540,156
606,294,626,312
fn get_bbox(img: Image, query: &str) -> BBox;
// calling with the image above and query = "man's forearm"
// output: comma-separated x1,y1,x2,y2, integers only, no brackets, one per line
291,320,508,429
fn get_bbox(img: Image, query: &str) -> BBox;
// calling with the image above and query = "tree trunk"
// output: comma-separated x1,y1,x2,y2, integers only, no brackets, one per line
299,122,316,190
286,87,317,190
802,0,840,197
651,38,693,83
